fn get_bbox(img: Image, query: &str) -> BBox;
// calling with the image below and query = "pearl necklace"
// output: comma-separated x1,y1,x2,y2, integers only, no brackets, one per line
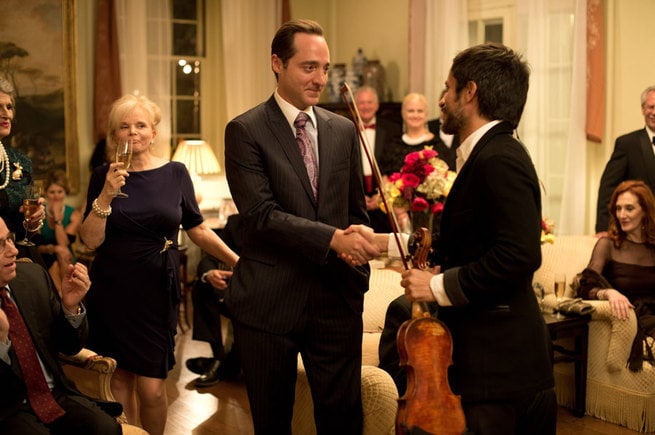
402,132,432,146
0,140,10,190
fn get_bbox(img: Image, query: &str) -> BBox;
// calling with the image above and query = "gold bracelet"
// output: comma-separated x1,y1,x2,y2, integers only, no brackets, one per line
91,198,112,218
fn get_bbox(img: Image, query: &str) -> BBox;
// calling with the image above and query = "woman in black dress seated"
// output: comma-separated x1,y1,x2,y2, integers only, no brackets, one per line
576,180,655,371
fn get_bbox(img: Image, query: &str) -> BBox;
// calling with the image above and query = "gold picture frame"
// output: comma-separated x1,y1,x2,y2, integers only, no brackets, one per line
0,0,79,193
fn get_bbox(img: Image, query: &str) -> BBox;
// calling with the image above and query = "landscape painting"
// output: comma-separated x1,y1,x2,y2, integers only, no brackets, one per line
0,0,79,191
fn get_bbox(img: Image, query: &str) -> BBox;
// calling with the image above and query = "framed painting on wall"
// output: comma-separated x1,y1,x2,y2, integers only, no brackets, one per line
0,0,79,192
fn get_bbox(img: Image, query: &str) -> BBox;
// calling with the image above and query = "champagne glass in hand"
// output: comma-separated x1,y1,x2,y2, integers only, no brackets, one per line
114,140,133,198
17,184,43,246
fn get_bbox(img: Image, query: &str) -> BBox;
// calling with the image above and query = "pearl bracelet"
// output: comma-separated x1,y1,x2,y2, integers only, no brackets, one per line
91,198,112,218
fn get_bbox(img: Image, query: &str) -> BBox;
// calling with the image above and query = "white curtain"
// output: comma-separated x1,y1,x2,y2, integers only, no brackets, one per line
410,0,468,117
115,0,172,159
517,0,586,235
220,0,281,121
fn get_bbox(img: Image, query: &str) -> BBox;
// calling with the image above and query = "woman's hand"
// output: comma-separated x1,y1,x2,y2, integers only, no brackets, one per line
603,288,635,320
204,269,233,290
104,162,128,197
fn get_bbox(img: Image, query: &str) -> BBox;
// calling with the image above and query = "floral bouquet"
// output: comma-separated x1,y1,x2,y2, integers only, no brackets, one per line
380,147,456,221
541,217,555,244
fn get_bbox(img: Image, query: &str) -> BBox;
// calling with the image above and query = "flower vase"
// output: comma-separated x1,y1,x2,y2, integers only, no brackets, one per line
410,211,434,235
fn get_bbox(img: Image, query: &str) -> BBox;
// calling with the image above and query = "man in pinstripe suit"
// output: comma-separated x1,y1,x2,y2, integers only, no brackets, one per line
224,19,380,434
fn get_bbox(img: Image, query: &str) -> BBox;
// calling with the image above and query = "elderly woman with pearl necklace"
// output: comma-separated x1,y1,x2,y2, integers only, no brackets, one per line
0,77,46,259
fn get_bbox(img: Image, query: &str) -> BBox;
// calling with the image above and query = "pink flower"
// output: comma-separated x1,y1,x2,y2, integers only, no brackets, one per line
400,173,420,189
430,202,444,214
411,197,429,212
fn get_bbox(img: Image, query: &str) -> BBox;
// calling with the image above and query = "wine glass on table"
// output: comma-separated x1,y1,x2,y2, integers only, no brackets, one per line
17,184,43,246
114,139,133,198
554,273,566,318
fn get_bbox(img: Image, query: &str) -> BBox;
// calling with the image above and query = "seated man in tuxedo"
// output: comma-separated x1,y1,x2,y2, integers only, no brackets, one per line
186,213,242,387
0,217,121,434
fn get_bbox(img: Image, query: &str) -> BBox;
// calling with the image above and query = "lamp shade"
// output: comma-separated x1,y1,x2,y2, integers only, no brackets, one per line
172,140,221,175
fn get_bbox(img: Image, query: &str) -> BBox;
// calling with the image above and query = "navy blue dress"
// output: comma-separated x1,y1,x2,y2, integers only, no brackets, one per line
83,162,203,378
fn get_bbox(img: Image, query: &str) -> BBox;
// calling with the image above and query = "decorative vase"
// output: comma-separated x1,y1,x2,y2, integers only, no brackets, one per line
363,60,386,102
410,211,434,235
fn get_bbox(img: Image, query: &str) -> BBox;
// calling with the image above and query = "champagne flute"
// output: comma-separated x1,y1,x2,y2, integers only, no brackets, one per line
114,140,133,198
554,273,566,318
17,184,42,246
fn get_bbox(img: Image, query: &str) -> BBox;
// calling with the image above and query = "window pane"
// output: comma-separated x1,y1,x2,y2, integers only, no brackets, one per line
174,23,198,56
176,100,201,134
173,0,197,20
176,60,200,96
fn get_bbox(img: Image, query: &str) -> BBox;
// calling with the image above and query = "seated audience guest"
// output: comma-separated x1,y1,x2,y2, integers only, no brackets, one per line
0,217,121,434
576,179,655,371
35,170,82,290
186,214,242,387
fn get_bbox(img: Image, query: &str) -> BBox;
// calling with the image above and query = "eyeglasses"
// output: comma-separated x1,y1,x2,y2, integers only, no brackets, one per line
0,232,16,253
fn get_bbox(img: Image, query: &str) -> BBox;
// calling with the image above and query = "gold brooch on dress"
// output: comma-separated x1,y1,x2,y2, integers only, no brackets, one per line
11,162,23,180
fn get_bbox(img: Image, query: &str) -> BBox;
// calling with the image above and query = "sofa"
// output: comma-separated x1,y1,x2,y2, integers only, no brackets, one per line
292,266,403,435
535,235,655,433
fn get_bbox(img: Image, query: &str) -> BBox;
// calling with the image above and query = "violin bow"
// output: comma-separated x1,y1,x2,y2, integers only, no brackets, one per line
340,83,409,270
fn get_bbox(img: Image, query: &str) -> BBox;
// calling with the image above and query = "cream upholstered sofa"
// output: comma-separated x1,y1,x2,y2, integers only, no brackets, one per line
535,235,655,433
292,267,403,434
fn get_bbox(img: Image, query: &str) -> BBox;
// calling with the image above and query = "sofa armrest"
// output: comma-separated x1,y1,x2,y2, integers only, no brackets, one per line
59,348,117,374
586,300,638,372
542,296,637,372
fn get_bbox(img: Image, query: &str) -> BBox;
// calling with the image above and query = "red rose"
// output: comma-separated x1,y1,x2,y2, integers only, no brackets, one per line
411,197,429,212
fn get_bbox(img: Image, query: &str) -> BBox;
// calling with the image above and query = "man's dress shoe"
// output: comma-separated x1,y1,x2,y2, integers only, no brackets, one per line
185,357,214,375
195,360,222,388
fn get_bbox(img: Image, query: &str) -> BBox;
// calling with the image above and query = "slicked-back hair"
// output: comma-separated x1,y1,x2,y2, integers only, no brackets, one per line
451,43,530,129
271,19,324,79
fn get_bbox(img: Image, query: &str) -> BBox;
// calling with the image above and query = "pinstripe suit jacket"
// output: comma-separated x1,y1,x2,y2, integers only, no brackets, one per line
595,128,655,232
224,96,370,334
0,262,86,422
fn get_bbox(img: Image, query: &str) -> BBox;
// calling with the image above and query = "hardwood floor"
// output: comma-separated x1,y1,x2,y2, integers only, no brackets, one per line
163,326,640,435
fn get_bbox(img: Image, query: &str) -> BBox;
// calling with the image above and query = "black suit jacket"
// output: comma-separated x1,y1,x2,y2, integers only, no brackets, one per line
436,121,554,402
595,128,655,232
0,262,87,421
370,117,402,166
224,96,370,334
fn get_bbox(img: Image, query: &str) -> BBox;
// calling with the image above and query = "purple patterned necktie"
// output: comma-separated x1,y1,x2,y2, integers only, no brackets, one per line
294,112,319,199
0,287,66,423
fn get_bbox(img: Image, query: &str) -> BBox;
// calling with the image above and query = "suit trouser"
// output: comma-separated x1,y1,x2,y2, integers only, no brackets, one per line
463,387,557,435
0,389,121,435
232,285,363,435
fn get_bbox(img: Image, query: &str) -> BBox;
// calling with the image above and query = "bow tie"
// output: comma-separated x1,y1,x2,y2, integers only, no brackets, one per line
364,124,376,130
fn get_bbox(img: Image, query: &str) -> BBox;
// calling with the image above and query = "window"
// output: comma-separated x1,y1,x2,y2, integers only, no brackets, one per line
171,0,205,151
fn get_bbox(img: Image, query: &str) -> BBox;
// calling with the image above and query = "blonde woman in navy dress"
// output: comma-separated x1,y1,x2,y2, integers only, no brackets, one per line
80,94,239,435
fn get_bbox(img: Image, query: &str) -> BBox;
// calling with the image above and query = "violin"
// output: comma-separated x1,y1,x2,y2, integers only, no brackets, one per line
395,229,466,435
339,84,465,434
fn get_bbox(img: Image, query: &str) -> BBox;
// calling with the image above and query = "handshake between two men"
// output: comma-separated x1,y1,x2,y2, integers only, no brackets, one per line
330,225,439,304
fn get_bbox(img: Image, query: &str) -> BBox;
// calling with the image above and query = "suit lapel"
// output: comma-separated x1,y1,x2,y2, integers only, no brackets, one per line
638,129,655,187
265,98,317,205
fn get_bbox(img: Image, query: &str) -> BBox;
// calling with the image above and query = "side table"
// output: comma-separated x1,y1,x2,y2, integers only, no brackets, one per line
543,312,591,417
